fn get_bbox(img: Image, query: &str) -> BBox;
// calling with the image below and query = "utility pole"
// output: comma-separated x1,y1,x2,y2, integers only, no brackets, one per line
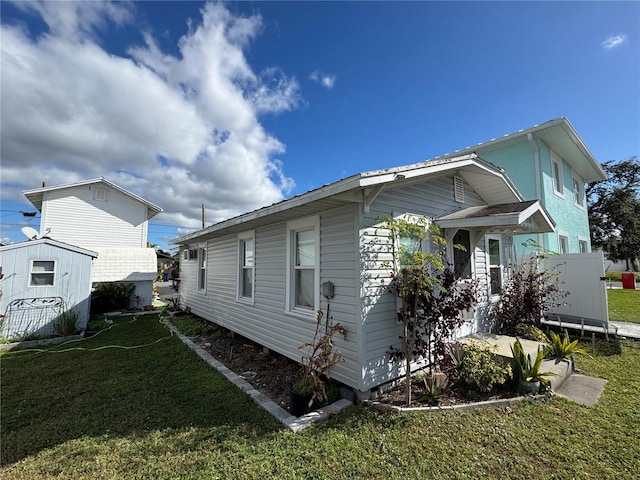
201,204,205,229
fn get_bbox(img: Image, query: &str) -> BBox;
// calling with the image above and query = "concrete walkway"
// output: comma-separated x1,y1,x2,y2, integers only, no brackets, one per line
610,320,640,340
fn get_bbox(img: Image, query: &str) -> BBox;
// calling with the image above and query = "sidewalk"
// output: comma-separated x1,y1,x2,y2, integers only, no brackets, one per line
610,320,640,340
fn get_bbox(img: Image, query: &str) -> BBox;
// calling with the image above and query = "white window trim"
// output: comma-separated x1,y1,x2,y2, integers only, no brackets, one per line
551,150,564,198
29,260,56,287
486,234,503,298
572,171,585,209
285,216,320,319
558,232,570,254
237,230,255,304
196,245,207,293
578,236,589,253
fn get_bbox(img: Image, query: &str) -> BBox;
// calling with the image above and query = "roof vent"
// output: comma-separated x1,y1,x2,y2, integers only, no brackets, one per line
454,176,464,203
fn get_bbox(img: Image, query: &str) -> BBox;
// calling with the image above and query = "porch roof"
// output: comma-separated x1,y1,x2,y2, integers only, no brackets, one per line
435,199,555,234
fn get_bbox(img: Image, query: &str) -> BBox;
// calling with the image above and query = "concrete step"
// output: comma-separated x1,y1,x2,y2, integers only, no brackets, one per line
554,374,608,406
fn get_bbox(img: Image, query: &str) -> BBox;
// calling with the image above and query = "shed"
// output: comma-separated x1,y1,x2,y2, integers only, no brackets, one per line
0,239,97,340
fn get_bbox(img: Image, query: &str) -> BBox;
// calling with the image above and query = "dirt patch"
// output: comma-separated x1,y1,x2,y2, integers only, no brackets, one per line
377,376,520,407
190,328,304,412
176,316,520,411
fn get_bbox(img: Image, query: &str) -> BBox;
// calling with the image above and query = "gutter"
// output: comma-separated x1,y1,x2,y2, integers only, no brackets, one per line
527,132,545,249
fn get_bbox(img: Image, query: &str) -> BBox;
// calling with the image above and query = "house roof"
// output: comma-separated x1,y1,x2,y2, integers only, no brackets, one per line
0,238,98,257
172,154,525,244
435,200,555,234
23,177,163,220
434,117,607,182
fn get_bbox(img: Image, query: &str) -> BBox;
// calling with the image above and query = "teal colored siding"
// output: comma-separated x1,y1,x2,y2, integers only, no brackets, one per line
478,139,591,255
481,143,537,199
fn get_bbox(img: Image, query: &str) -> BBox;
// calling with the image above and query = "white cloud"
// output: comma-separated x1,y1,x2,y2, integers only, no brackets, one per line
309,70,336,89
1,1,299,231
601,34,627,50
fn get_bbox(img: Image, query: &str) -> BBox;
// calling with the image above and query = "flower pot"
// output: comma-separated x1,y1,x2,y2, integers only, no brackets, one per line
290,388,313,417
518,380,540,394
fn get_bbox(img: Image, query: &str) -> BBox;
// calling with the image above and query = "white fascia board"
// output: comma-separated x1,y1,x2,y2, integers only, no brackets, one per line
23,177,163,219
518,201,555,230
172,175,363,244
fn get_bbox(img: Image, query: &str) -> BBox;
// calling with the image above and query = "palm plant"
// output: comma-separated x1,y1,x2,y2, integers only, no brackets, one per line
546,331,590,359
510,339,556,389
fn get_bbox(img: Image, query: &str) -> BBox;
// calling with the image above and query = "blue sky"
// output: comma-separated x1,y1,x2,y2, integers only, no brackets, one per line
1,1,638,251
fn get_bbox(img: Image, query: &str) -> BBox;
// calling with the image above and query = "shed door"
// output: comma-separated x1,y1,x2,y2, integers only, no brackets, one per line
541,252,609,325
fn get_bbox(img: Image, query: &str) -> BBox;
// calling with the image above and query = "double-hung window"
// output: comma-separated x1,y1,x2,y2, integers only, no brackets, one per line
487,236,503,296
551,151,564,196
286,216,319,315
197,247,206,291
558,234,569,254
578,239,589,253
30,260,55,286
238,232,255,301
572,173,584,208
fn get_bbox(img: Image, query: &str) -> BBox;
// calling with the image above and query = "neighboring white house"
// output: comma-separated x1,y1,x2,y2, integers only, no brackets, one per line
22,178,162,306
172,154,555,397
0,238,97,339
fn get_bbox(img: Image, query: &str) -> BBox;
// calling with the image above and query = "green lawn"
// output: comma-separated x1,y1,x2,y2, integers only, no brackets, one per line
2,314,639,479
608,289,640,323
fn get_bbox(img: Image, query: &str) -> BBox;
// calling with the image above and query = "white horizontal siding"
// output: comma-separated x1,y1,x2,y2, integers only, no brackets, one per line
42,184,147,249
359,175,490,390
179,205,361,390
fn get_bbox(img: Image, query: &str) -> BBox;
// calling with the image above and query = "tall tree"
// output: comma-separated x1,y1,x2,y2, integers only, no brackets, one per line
587,156,640,270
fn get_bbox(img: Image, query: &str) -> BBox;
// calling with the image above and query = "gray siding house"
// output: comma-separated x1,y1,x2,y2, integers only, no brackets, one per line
172,154,554,396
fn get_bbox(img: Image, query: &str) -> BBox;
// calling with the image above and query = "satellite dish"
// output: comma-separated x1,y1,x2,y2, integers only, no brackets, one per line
21,226,40,241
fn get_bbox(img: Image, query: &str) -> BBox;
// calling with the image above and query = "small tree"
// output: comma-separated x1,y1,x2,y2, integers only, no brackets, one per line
380,216,479,404
492,243,569,335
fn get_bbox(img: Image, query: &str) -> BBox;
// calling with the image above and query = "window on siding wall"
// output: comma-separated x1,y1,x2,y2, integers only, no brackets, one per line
287,217,319,314
238,232,254,300
398,233,422,267
197,248,206,291
487,236,503,296
551,152,564,196
578,239,589,253
572,173,584,207
30,260,55,286
453,229,472,279
558,235,569,254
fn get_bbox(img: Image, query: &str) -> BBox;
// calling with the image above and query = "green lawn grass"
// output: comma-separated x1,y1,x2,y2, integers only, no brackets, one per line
608,289,640,323
2,314,639,479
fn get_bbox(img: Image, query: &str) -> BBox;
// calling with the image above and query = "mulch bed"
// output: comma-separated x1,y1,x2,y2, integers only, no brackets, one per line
180,317,521,411
191,329,303,412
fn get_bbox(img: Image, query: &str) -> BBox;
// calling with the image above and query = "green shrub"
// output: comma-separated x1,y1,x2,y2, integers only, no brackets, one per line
458,342,512,392
515,323,549,343
91,282,135,314
52,308,79,336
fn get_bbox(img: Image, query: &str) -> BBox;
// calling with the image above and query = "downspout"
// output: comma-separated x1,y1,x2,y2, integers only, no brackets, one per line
527,133,545,249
